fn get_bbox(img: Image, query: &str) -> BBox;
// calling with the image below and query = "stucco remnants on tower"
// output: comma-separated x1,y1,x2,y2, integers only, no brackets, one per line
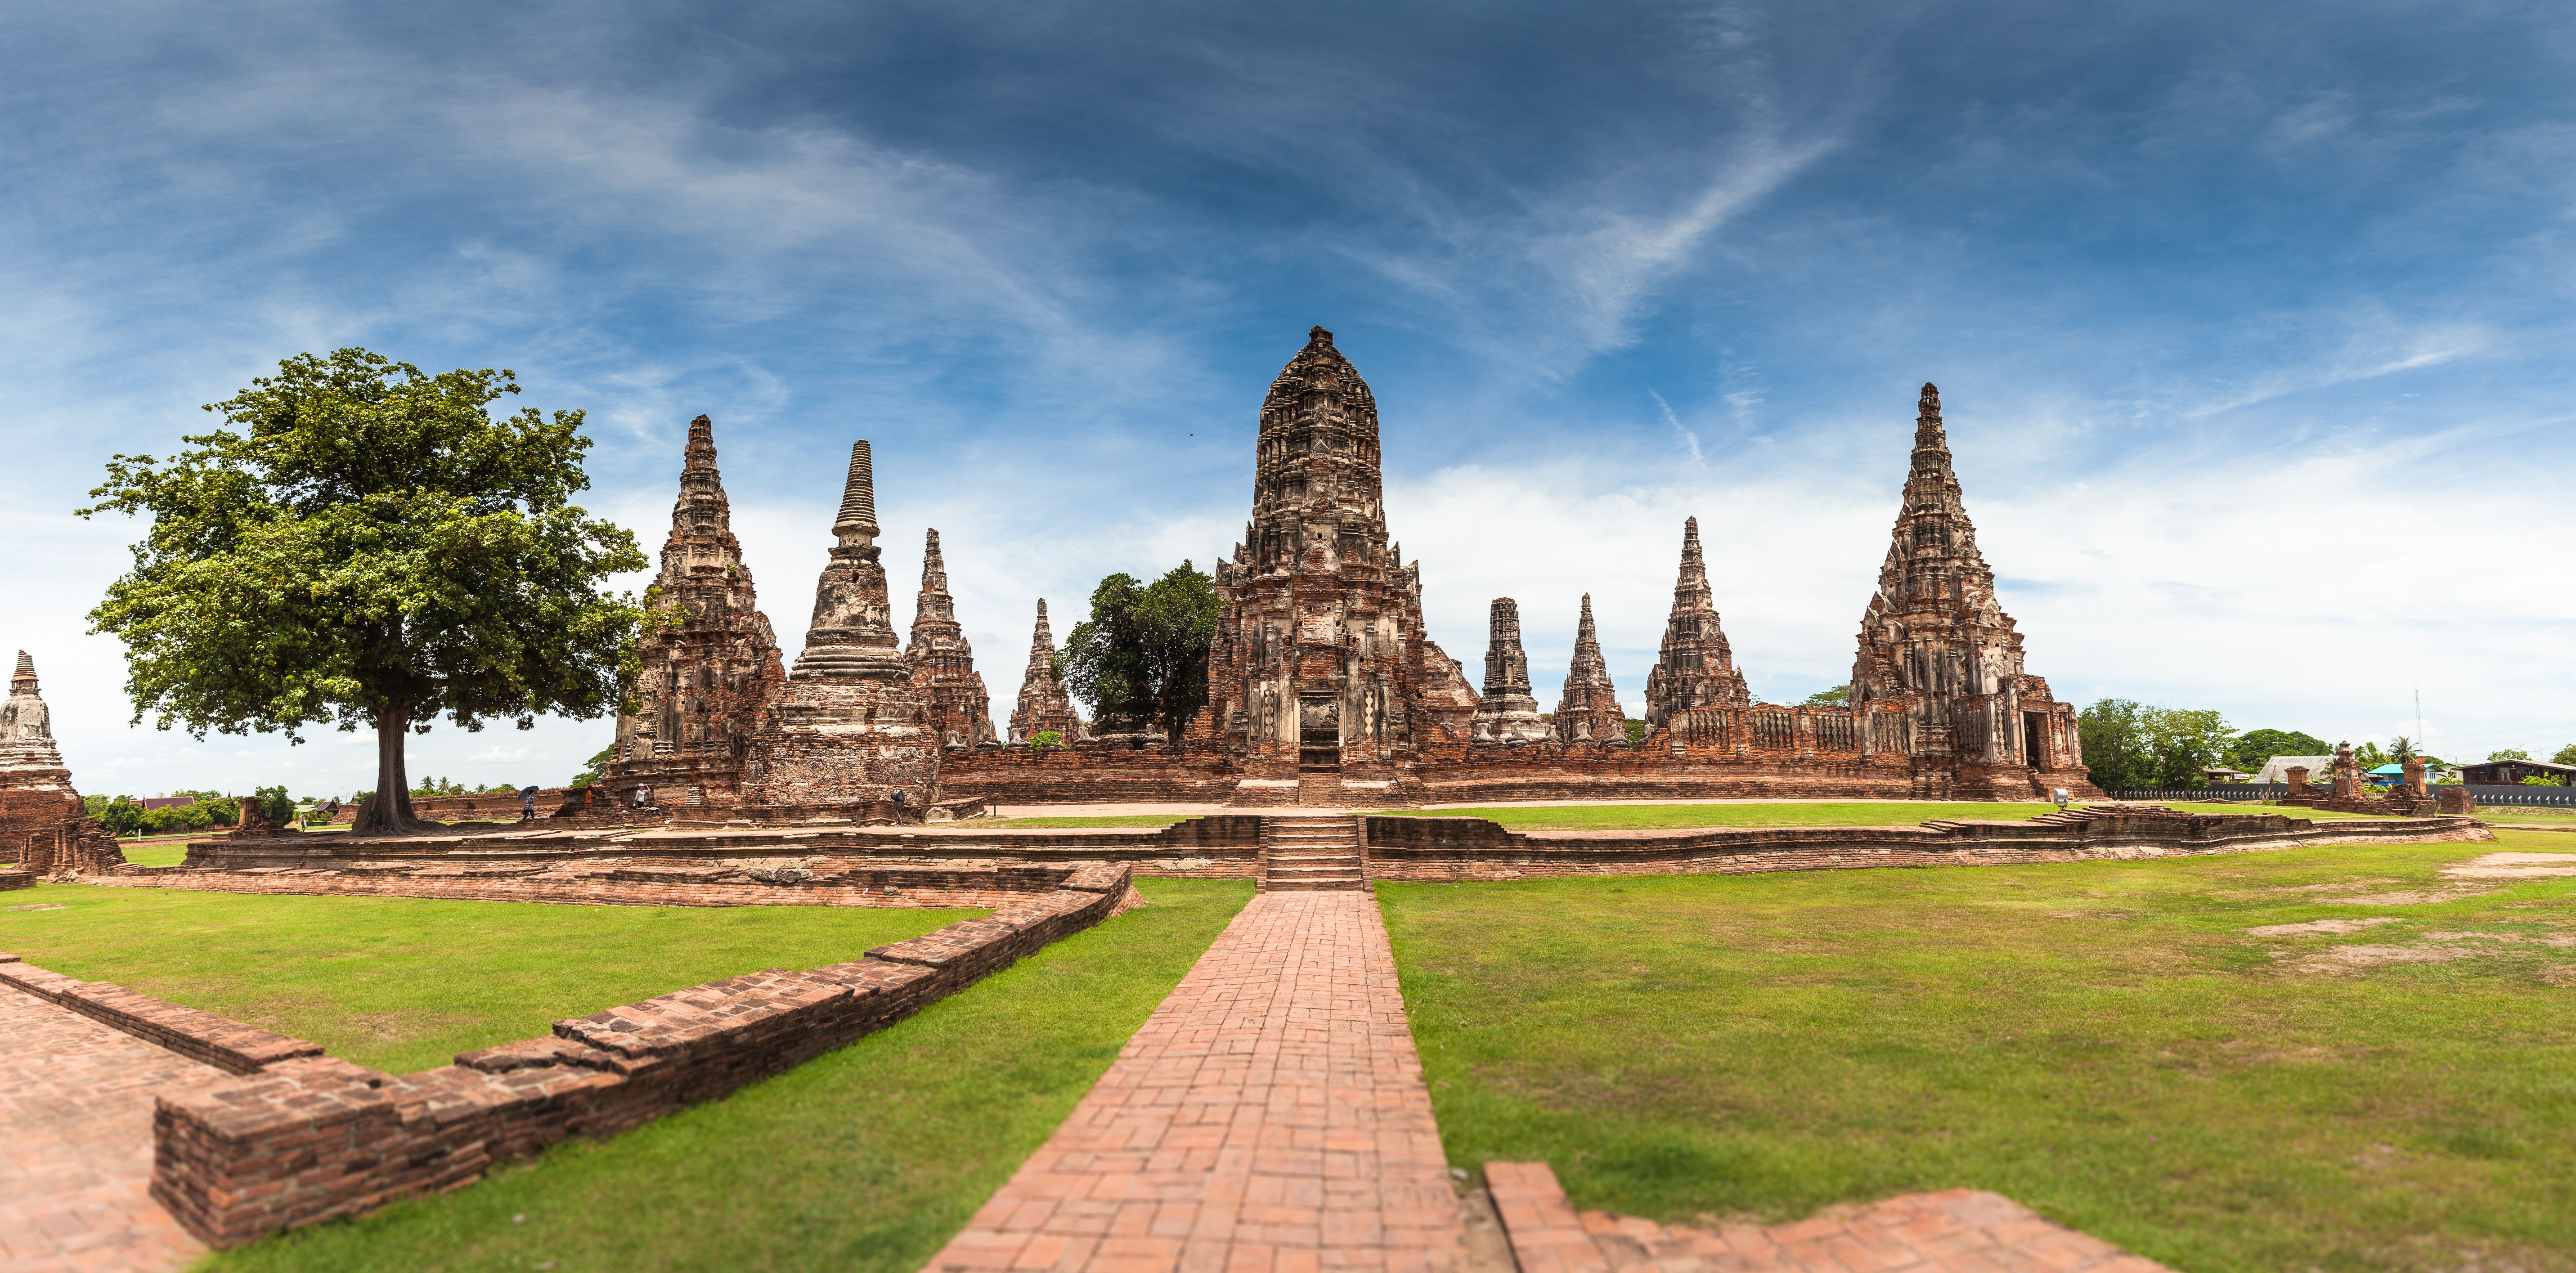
740,441,939,810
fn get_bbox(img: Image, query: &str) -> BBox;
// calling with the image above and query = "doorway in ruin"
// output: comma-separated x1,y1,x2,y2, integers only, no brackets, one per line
2022,711,2047,768
1298,694,1341,771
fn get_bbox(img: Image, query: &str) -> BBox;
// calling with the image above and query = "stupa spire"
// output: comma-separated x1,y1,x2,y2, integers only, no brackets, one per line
1554,594,1624,744
1471,598,1548,742
788,441,908,681
1009,599,1080,743
0,650,66,771
1643,516,1750,731
907,528,993,746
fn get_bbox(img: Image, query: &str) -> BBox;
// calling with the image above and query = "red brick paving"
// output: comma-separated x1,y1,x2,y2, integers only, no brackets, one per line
0,985,216,1273
1485,1161,2173,1273
923,891,1469,1273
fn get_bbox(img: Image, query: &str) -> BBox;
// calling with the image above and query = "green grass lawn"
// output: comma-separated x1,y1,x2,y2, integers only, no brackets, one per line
1381,831,2576,1272
199,878,1252,1273
0,888,983,1072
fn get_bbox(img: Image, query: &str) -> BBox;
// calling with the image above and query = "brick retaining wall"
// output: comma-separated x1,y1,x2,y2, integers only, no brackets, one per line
9,865,1135,1248
1362,807,2492,880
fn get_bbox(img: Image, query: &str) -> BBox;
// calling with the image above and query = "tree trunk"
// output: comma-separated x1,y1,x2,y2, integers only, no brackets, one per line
351,700,426,836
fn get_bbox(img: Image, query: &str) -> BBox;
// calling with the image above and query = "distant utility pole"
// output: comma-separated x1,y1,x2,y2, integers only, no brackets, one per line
2415,686,2423,750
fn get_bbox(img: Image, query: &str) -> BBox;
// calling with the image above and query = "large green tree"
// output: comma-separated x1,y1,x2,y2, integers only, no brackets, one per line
83,348,647,835
2079,699,2236,789
1059,562,1220,740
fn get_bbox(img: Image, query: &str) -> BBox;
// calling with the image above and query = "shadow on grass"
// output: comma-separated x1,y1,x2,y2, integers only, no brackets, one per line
200,878,1254,1273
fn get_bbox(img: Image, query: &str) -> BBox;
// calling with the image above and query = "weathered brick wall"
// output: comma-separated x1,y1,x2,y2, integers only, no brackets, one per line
938,743,1239,804
1360,807,2492,880
70,867,1134,1248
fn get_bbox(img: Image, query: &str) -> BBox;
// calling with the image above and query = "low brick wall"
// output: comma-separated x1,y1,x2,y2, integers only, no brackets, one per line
95,818,1267,908
29,865,1138,1248
1361,807,2493,880
0,868,30,891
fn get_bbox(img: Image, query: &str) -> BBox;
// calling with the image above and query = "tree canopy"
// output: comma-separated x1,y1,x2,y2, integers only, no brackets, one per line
82,348,646,834
2223,727,2331,772
2078,699,2235,789
1801,686,1851,706
1059,562,1221,740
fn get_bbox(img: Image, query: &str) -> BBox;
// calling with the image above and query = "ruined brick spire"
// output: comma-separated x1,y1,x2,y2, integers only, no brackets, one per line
599,414,785,806
1008,599,1080,743
1849,382,2021,707
0,650,65,772
907,528,995,746
1553,594,1625,744
1471,598,1548,742
1248,324,1387,566
1643,516,1750,731
789,440,909,681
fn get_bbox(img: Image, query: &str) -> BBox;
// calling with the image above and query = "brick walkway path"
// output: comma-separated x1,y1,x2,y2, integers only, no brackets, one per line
0,985,216,1273
925,891,1470,1273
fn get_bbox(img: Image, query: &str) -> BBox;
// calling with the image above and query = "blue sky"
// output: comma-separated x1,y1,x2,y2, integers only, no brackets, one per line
7,0,2574,797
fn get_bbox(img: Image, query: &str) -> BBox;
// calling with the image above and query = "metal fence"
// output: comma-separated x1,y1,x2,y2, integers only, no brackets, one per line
2105,783,2576,810
2104,785,2287,802
2466,784,2576,810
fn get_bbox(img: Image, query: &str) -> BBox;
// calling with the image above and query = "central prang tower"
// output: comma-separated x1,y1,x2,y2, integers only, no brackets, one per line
1206,327,1476,803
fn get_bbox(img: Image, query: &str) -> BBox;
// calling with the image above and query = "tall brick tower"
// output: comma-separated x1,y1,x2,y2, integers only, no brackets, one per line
743,441,939,809
1849,385,2096,798
1006,599,1081,744
601,415,785,809
1472,598,1548,742
0,653,121,876
1553,594,1626,744
1643,516,1751,732
1207,327,1475,801
906,529,995,748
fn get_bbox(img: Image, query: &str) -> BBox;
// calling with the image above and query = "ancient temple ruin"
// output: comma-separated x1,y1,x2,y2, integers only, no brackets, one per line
1199,326,1478,803
598,415,785,811
907,529,996,749
0,652,123,876
740,442,939,809
1847,385,2090,799
1005,600,1080,744
1553,595,1625,744
583,334,2096,820
1471,599,1548,743
1643,517,1751,729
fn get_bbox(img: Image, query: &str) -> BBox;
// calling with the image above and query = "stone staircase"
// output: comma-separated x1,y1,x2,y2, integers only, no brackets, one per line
1258,815,1368,891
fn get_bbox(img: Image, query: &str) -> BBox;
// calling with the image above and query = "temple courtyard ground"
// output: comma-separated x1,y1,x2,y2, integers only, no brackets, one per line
1,813,2568,1271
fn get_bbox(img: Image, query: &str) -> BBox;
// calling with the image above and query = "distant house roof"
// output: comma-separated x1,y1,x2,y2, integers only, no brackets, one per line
138,795,197,810
2367,763,2407,775
2252,755,2336,784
